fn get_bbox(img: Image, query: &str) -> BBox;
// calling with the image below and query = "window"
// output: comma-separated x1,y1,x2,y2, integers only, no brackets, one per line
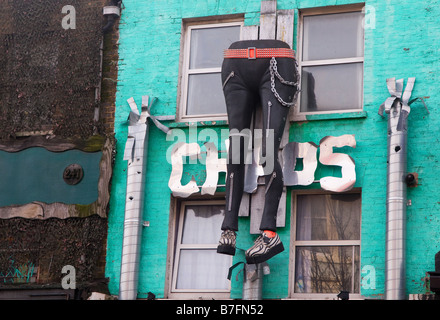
298,8,364,114
170,200,231,298
180,21,242,120
290,192,361,298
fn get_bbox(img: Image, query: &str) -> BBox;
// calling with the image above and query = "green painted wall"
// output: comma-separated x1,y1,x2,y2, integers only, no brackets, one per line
106,0,440,299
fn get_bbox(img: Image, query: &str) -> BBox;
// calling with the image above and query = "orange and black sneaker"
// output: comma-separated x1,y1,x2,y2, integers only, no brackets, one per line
245,231,284,264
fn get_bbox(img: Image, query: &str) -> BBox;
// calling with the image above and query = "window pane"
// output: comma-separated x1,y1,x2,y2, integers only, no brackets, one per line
186,73,226,115
303,12,364,61
181,205,225,244
176,249,231,290
296,194,361,241
190,26,241,69
300,63,363,112
294,246,360,293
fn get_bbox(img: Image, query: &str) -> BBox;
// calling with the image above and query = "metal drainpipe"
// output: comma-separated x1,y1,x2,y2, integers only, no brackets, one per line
381,78,415,300
385,99,407,300
103,1,121,34
242,263,270,300
242,264,263,300
119,98,149,300
119,96,170,300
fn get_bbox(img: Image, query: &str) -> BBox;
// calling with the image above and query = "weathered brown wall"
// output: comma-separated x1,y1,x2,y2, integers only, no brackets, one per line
0,0,118,139
100,19,119,136
0,215,107,286
0,0,120,293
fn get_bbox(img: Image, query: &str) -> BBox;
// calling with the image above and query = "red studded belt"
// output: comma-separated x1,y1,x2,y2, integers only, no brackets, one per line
224,47,295,59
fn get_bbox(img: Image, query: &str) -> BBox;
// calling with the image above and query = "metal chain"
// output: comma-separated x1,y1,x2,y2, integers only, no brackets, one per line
269,57,300,107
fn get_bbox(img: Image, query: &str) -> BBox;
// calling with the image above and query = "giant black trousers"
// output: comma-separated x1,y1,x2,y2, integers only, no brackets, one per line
221,40,298,232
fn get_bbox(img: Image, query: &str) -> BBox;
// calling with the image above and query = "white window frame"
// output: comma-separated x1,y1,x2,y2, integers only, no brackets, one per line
179,20,243,122
294,5,365,118
289,189,362,300
169,199,232,300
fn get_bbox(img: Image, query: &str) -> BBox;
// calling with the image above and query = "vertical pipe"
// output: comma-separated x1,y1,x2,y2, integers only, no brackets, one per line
119,115,149,300
385,100,407,300
242,264,264,300
118,96,168,300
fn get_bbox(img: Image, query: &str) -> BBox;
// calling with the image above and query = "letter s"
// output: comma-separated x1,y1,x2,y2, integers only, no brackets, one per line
319,135,356,192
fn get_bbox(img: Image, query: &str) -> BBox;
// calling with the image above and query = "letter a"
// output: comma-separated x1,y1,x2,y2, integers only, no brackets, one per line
62,5,76,30
61,265,76,289
361,265,376,290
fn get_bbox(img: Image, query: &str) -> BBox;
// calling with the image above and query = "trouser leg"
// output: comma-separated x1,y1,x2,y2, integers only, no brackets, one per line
259,58,297,232
221,79,254,231
258,99,289,231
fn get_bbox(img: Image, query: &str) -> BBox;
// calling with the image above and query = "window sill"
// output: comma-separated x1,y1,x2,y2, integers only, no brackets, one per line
291,111,367,122
168,119,228,128
167,111,367,127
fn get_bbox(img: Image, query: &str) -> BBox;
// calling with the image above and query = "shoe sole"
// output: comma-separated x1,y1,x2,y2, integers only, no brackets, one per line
245,242,284,264
217,244,236,256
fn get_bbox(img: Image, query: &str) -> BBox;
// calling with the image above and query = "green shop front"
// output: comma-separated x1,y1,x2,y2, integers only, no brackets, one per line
106,0,440,300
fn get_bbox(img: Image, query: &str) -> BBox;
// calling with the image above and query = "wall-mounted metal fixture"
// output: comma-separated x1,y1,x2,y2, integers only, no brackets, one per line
405,172,418,187
63,164,84,185
103,5,120,16
103,1,122,34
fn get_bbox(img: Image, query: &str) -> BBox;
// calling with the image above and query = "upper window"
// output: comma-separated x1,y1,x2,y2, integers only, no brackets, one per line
290,192,361,299
298,9,364,114
180,21,242,120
